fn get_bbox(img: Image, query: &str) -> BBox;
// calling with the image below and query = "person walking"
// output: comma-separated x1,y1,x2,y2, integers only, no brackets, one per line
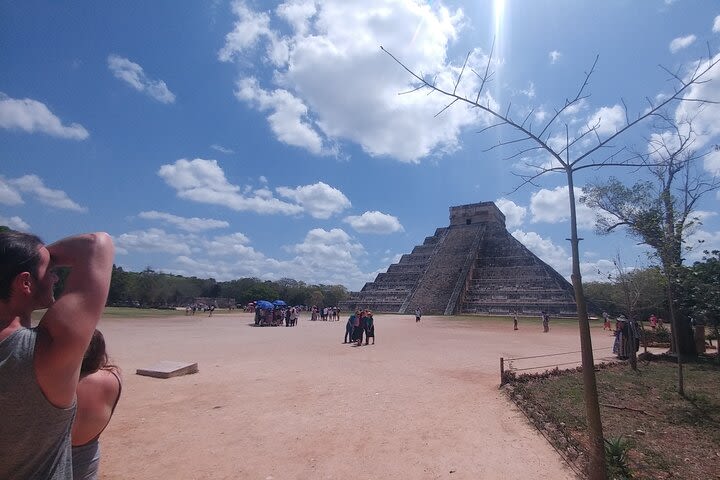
541,311,550,333
415,307,422,323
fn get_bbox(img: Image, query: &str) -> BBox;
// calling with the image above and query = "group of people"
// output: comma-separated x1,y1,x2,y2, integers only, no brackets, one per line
344,309,375,346
311,305,340,321
0,230,121,479
254,306,299,327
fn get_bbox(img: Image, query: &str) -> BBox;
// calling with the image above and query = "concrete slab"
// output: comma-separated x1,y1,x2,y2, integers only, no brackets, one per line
136,361,198,379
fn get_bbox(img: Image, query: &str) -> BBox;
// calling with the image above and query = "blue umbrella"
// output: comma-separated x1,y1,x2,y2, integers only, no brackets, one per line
255,300,274,310
272,299,287,306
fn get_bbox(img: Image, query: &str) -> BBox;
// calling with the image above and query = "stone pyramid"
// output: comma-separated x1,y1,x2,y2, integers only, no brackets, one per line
342,202,578,316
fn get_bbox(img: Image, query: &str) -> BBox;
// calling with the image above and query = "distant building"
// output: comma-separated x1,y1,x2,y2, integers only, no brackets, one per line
341,202,577,316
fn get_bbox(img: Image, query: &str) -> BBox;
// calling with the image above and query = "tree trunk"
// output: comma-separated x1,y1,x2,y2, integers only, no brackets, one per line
567,172,607,480
666,277,685,396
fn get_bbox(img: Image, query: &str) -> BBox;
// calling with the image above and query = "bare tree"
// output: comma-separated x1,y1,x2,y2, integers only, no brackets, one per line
381,42,719,479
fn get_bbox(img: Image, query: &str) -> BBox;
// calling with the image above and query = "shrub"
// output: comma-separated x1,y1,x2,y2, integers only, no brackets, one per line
605,436,633,479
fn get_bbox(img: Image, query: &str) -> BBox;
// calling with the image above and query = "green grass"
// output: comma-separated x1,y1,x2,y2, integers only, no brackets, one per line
509,358,720,479
101,307,187,318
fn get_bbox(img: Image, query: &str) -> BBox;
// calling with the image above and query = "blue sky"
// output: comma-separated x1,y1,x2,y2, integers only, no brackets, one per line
2,0,719,291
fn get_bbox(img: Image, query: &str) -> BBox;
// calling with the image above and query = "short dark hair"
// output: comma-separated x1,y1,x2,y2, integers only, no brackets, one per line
0,230,44,300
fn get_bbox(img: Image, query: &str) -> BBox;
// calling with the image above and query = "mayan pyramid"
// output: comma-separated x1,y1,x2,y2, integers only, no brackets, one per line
342,202,578,316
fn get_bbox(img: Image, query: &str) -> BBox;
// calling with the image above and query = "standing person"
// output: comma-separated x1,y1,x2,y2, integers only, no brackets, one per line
415,307,422,323
72,329,122,480
364,311,375,345
513,313,518,331
603,311,612,331
648,313,658,329
344,311,355,344
352,310,362,344
541,311,550,333
0,231,114,479
613,315,629,359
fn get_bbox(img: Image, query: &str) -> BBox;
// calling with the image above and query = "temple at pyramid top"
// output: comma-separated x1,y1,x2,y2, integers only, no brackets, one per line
449,201,506,227
341,201,578,316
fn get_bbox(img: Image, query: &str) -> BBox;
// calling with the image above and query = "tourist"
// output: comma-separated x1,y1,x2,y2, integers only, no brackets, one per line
364,311,375,345
613,315,627,359
72,329,122,480
648,313,658,329
0,230,114,479
357,310,367,346
541,311,549,333
603,311,612,331
291,306,298,327
415,307,422,323
344,311,355,343
352,310,362,344
513,314,518,331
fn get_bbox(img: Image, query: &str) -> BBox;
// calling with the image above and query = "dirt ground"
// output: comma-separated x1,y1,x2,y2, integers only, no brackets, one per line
97,312,617,480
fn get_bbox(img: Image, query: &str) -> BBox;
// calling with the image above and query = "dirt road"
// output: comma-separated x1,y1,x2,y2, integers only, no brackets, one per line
99,313,614,479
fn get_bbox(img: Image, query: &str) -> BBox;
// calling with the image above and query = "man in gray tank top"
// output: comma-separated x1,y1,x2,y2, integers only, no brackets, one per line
0,230,114,479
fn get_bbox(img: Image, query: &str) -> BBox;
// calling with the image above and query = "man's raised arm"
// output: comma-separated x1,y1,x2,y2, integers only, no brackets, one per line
35,232,115,408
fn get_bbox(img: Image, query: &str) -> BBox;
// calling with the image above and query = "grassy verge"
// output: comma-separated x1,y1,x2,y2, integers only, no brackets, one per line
504,356,720,479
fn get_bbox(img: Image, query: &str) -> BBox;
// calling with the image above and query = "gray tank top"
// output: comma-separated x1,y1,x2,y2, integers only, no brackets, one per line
0,328,76,479
72,439,101,480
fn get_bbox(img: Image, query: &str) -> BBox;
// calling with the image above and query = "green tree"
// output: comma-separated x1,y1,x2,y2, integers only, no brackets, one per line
681,251,720,363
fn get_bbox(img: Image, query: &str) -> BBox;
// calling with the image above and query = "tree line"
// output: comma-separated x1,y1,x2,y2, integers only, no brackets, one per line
54,265,350,310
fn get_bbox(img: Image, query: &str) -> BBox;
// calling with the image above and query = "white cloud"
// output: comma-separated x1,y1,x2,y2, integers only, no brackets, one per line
343,211,404,234
534,108,547,123
714,15,720,33
685,228,720,262
530,186,596,230
672,53,720,167
138,210,230,232
146,227,374,289
220,0,488,163
0,177,23,205
107,55,176,104
561,98,588,117
585,104,625,137
495,197,526,229
669,34,696,54
549,50,561,64
519,81,535,98
210,144,234,154
579,258,616,283
0,215,30,231
217,2,274,62
0,93,89,140
285,228,367,282
158,158,303,216
276,182,351,219
235,77,326,155
511,229,571,277
9,175,87,212
114,228,195,256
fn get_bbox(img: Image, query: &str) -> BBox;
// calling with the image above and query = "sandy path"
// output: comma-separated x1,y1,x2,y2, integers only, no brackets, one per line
98,313,615,479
